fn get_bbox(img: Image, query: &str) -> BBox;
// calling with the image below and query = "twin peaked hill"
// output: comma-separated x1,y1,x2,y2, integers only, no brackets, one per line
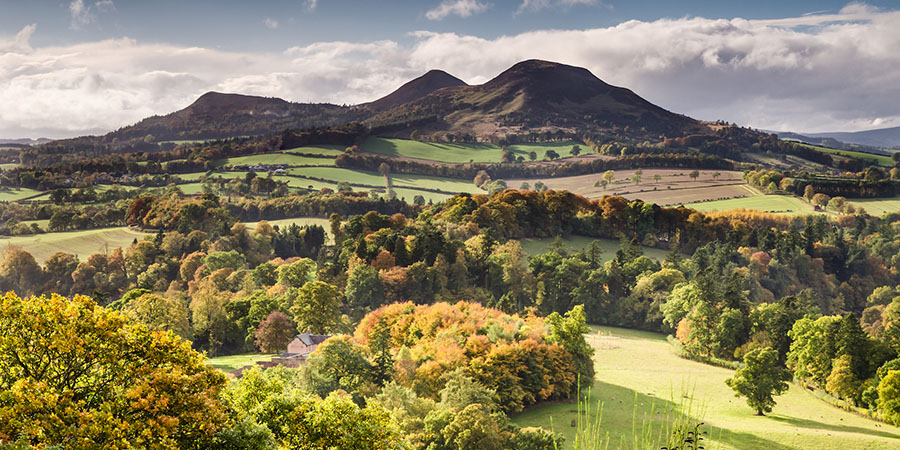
102,60,706,143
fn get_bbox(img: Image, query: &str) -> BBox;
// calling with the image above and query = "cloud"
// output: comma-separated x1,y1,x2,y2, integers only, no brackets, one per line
2,4,900,138
69,0,115,29
426,0,489,20
516,0,607,14
305,0,318,12
264,18,279,29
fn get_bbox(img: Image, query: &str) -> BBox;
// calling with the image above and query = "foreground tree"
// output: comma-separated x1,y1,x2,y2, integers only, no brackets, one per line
725,347,791,415
0,293,228,447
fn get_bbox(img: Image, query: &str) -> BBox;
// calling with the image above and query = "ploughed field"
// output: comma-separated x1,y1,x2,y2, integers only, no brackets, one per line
512,326,900,450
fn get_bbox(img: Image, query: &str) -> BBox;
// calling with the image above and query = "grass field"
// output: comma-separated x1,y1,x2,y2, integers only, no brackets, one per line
362,137,585,163
0,227,150,263
287,167,483,194
518,235,670,261
512,326,900,450
684,194,819,215
281,145,347,156
798,143,894,167
0,163,18,171
0,186,46,202
205,353,276,373
847,197,900,216
223,153,335,167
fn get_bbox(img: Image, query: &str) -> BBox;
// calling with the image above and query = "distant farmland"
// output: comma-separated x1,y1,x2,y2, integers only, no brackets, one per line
362,137,586,163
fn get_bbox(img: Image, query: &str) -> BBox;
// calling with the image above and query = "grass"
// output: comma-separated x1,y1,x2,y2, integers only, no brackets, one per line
362,137,585,163
0,186,45,202
205,353,276,373
281,145,347,156
798,143,894,167
512,326,900,450
287,167,483,194
684,194,820,215
243,217,334,244
223,153,335,167
0,163,18,171
847,197,900,216
0,227,150,263
518,235,670,261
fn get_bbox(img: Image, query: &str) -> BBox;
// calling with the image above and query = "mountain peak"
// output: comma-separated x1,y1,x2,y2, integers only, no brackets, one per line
366,69,467,111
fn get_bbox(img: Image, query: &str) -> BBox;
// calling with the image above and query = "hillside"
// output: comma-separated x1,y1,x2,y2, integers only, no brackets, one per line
363,69,467,112
368,59,706,137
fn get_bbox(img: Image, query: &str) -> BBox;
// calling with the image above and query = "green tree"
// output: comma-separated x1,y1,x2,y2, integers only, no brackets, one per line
546,305,595,392
725,347,791,415
122,292,191,339
345,264,386,310
569,145,581,156
291,281,343,334
689,170,700,181
602,170,615,189
276,258,316,288
528,151,537,161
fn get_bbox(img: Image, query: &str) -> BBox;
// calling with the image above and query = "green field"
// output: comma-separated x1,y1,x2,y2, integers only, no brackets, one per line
518,235,670,261
281,145,346,156
287,167,482,194
512,326,900,449
0,186,46,202
362,137,585,163
684,194,819,215
0,226,150,263
847,197,900,216
0,163,18,171
223,153,335,167
205,353,275,373
799,143,894,167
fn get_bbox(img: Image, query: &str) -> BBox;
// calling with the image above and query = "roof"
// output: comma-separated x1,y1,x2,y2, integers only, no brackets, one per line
295,332,331,346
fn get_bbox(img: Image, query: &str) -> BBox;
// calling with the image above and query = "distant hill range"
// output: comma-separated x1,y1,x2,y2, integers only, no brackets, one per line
0,138,53,147
775,127,900,152
53,59,706,147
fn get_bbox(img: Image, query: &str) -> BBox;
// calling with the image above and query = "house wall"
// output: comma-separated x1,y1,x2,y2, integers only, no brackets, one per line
287,339,318,355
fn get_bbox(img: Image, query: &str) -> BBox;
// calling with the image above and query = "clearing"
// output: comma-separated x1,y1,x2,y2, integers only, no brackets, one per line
518,235,670,261
512,326,900,450
205,353,275,373
0,227,150,263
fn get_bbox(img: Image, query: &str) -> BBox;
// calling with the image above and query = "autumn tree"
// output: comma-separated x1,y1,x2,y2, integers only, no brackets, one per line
601,170,615,189
0,293,228,446
122,292,191,339
689,170,700,181
254,311,296,353
726,347,791,415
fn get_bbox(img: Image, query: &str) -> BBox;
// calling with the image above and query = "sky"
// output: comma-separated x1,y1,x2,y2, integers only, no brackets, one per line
1,0,899,138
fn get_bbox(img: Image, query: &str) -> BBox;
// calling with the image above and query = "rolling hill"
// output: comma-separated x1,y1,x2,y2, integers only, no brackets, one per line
363,69,467,112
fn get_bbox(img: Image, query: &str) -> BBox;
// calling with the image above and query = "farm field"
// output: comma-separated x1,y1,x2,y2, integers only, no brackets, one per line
508,169,747,205
847,197,900,216
287,166,483,194
362,137,585,163
0,226,150,263
798,143,894,167
512,326,900,450
280,145,346,156
685,194,819,215
205,353,275,373
0,186,46,201
518,235,670,261
0,163,18,171
223,153,334,167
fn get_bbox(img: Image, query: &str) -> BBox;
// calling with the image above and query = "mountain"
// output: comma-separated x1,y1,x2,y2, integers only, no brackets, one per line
368,59,705,137
364,70,467,112
775,127,900,151
104,92,361,142
0,138,52,146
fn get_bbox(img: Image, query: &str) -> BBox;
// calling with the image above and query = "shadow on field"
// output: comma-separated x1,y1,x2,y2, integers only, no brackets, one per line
768,415,900,441
585,381,791,450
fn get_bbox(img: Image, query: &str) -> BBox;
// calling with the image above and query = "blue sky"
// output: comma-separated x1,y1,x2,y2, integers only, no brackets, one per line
1,1,900,138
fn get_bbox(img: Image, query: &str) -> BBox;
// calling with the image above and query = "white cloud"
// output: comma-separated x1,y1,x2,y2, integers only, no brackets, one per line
2,4,900,138
426,0,489,21
264,18,279,29
69,0,115,29
305,0,318,12
516,0,607,14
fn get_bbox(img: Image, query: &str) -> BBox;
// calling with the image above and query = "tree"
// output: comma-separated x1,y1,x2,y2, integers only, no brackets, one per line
804,185,815,201
0,293,228,446
631,172,642,186
474,170,491,188
725,347,791,415
519,182,530,190
345,264,385,310
254,311,296,353
713,171,721,181
689,170,700,181
826,354,861,402
413,194,426,206
569,145,581,156
545,150,560,160
122,292,191,339
276,258,316,288
602,170,615,189
653,174,662,184
546,305,595,392
812,193,831,208
291,281,343,333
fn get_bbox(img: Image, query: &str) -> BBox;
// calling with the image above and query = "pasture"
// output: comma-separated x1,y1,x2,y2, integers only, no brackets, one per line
684,194,819,215
798,143,894,167
223,153,334,167
0,186,46,202
362,137,585,163
847,197,900,216
512,326,900,450
205,353,275,373
0,226,150,263
280,145,346,156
